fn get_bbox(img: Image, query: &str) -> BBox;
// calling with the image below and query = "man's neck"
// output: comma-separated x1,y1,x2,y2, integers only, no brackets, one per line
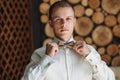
54,36,74,43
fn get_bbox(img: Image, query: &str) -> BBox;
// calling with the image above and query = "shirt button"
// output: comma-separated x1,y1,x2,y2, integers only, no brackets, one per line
48,63,51,66
89,59,92,61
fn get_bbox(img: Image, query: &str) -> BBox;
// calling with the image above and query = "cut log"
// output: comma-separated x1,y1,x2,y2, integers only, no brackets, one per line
113,25,120,37
43,38,53,46
92,11,104,24
74,35,84,41
81,0,88,7
98,47,106,55
105,15,117,27
85,37,92,44
67,0,81,4
107,44,119,56
102,0,120,15
85,8,94,17
101,54,111,65
39,3,50,14
117,13,120,24
50,0,60,5
45,23,55,38
92,25,113,46
88,0,100,9
40,15,48,23
75,17,93,36
43,0,49,3
73,5,85,17
112,56,120,66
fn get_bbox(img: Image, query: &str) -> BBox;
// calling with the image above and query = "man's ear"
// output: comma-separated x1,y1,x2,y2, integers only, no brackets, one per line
48,20,53,28
73,18,76,27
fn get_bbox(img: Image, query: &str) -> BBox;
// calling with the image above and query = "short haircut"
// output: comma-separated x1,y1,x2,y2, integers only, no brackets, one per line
48,1,74,20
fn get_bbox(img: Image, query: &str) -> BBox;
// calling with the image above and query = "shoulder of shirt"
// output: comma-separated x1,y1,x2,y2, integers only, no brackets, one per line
31,46,46,61
86,44,101,58
87,44,94,49
87,44,99,54
34,45,46,53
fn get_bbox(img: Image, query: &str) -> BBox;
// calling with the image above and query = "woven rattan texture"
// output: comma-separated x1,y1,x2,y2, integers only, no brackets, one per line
0,0,33,80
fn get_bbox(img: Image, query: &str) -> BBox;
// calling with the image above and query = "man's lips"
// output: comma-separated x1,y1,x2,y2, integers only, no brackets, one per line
60,29,69,32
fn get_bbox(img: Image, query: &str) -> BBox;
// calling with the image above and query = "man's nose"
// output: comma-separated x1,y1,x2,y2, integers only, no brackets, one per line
61,19,67,26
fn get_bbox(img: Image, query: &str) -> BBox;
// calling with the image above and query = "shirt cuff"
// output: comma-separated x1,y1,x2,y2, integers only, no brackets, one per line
84,47,100,73
85,52,96,64
85,45,100,65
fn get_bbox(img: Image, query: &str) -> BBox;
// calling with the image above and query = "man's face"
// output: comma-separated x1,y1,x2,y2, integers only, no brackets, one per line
49,7,76,41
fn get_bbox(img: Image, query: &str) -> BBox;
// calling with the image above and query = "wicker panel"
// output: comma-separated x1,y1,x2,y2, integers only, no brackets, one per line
0,0,33,80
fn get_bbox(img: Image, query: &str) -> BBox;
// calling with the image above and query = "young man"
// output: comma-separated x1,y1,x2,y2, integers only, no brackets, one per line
21,1,115,80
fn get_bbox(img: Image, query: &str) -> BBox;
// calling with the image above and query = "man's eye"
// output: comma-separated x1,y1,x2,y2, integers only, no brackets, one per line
56,19,61,21
55,19,61,22
67,18,72,21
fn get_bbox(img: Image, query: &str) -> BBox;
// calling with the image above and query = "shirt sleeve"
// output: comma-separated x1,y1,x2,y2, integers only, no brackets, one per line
85,45,115,80
21,48,54,80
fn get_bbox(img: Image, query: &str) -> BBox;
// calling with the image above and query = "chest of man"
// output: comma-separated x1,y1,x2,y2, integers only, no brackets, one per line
44,48,93,80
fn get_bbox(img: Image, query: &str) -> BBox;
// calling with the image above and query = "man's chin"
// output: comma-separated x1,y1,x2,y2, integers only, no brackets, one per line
60,33,69,36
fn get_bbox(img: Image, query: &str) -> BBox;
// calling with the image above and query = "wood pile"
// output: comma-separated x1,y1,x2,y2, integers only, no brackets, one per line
39,0,120,66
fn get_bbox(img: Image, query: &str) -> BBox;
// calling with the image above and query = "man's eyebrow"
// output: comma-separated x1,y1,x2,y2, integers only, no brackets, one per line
67,16,74,18
52,16,61,19
52,16,74,19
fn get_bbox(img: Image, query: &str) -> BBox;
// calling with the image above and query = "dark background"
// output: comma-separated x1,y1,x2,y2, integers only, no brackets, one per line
32,0,46,50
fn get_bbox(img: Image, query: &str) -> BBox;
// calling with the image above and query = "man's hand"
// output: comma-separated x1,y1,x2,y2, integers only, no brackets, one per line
73,41,90,57
46,42,59,58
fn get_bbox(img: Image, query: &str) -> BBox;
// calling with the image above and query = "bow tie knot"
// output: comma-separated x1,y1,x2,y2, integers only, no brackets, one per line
58,41,74,47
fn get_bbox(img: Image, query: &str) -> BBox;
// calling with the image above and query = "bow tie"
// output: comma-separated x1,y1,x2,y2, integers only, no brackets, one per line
58,41,74,47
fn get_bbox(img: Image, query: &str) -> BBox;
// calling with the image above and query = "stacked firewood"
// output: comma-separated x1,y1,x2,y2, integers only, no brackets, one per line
39,0,120,66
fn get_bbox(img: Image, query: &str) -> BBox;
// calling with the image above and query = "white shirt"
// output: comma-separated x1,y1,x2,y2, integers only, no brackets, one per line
21,37,115,80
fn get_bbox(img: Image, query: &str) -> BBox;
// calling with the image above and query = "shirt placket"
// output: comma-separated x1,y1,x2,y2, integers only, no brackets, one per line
64,47,71,80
